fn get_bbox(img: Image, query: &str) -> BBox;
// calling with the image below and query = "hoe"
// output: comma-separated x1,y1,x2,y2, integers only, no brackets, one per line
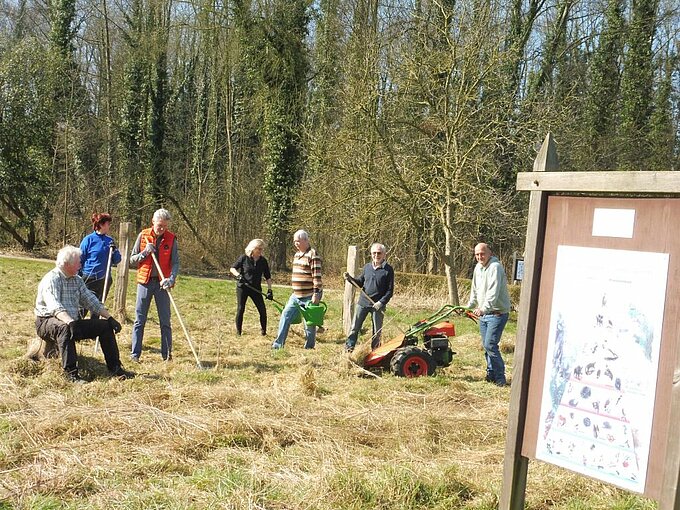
363,304,477,377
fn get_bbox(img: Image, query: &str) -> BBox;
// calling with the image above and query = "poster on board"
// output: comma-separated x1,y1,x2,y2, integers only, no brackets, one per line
535,245,669,493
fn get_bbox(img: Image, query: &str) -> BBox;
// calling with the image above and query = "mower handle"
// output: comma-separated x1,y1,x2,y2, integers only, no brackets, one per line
454,306,479,324
432,304,474,318
405,304,477,335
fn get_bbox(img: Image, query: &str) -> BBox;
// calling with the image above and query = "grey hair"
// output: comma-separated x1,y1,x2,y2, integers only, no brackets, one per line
371,243,386,254
56,245,81,269
245,239,265,257
153,208,172,222
294,229,309,241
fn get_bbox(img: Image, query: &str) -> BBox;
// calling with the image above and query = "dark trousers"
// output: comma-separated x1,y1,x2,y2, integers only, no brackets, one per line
35,316,121,374
345,305,385,350
82,275,112,320
235,286,267,334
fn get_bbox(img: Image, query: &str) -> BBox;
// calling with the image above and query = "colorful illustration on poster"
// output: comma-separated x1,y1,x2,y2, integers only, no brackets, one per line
535,245,668,493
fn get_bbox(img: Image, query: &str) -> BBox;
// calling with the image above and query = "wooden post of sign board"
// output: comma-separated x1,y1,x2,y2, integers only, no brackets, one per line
500,133,558,510
662,276,680,504
113,222,131,321
343,245,359,336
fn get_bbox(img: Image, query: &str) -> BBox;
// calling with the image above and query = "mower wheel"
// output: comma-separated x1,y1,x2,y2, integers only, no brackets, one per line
390,346,435,377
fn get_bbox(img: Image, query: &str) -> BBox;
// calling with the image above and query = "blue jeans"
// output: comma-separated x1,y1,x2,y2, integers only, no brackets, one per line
479,313,509,384
345,305,384,350
272,294,316,349
131,279,172,359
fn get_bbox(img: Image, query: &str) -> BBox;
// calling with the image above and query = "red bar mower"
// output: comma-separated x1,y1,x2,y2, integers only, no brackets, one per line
363,304,477,377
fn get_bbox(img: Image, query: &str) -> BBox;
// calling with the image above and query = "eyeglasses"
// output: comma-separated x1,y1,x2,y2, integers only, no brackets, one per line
371,252,384,255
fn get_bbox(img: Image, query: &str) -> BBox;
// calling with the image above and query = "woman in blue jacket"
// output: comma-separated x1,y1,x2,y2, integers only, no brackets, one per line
79,213,122,319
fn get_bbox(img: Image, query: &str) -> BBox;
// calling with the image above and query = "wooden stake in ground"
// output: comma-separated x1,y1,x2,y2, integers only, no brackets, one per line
113,222,131,320
343,245,358,336
149,250,203,369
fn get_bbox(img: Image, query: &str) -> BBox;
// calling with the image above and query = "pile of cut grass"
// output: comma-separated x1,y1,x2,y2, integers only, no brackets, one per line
0,255,656,509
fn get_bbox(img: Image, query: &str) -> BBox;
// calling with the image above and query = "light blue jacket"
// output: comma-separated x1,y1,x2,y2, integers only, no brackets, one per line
467,255,511,314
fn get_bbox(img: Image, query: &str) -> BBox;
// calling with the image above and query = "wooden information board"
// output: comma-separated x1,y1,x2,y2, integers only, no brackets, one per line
500,133,680,510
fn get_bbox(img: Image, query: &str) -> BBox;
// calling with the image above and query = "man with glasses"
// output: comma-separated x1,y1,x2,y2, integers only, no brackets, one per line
343,243,394,352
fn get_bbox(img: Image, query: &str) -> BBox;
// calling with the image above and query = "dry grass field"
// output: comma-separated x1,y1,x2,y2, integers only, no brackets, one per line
0,255,657,509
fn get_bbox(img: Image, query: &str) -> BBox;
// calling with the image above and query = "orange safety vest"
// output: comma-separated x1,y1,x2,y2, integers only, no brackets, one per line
137,227,176,284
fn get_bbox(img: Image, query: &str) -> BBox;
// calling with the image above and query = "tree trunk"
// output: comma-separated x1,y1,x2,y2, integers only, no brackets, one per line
102,0,114,208
443,202,460,305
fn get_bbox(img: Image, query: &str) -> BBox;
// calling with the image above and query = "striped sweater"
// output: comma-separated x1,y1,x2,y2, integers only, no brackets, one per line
292,248,323,298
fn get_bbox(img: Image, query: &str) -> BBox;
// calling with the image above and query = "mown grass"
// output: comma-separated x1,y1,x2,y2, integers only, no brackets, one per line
0,255,657,509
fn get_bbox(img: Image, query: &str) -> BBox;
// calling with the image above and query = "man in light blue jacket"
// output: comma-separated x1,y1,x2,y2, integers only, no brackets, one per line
467,243,511,387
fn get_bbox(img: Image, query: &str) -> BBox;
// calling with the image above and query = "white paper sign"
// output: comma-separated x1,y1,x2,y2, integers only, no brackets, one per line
592,208,635,238
535,245,668,493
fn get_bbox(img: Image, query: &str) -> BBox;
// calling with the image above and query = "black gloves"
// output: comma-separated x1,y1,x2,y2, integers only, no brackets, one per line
69,320,83,340
266,290,273,301
108,316,122,334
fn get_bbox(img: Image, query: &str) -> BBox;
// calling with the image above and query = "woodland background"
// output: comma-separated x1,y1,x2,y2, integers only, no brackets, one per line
1,0,678,287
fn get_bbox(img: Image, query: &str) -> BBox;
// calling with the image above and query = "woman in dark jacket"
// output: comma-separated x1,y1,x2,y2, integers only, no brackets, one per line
230,239,273,336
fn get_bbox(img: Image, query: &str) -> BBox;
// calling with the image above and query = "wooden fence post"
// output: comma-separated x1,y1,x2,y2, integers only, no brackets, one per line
343,245,359,336
113,222,132,320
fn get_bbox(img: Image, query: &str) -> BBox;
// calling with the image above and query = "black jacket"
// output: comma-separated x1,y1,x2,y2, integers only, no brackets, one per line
231,254,271,290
